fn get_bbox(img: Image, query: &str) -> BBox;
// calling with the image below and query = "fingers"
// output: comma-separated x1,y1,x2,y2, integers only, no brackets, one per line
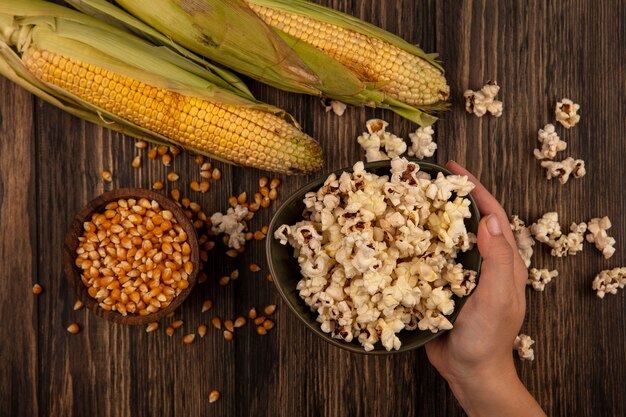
476,215,517,297
446,161,507,219
446,160,528,281
446,161,525,271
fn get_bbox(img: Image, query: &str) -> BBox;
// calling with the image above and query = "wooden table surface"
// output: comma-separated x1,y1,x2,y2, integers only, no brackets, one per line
1,1,625,416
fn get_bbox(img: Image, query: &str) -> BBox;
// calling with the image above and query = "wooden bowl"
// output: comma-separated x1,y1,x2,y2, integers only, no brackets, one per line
64,188,200,325
266,160,482,354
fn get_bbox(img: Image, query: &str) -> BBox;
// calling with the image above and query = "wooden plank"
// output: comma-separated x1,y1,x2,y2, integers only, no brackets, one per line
0,76,38,417
0,0,624,416
242,1,442,416
436,1,626,416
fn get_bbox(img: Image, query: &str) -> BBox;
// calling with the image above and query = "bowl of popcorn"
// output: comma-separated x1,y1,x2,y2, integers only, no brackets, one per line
64,188,199,325
267,158,481,353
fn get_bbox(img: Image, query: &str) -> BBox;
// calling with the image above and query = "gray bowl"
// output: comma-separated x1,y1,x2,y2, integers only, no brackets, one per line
266,160,482,354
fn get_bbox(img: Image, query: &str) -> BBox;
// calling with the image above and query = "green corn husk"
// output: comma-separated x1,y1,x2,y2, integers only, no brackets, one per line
68,0,449,126
0,0,324,174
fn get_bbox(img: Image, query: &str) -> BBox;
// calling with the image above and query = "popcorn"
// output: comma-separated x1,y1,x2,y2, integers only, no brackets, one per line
586,216,616,259
527,268,558,291
276,158,477,351
513,334,535,361
533,124,567,160
592,267,626,299
530,213,588,257
550,222,587,257
322,99,347,116
407,126,437,159
356,119,407,162
555,98,580,129
540,157,586,184
529,212,562,244
510,215,535,267
210,205,249,249
464,81,503,117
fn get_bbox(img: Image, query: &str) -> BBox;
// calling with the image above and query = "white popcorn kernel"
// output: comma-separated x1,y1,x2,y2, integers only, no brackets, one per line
464,80,503,117
550,222,587,257
356,119,408,162
540,157,586,184
527,268,558,291
210,205,249,249
592,267,626,299
510,215,535,267
533,124,567,160
417,309,453,333
555,98,580,129
322,99,347,116
276,157,477,351
407,126,437,159
514,334,535,361
586,217,616,259
530,212,562,244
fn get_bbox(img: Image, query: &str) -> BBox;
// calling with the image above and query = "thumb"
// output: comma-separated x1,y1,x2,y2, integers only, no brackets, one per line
476,214,516,296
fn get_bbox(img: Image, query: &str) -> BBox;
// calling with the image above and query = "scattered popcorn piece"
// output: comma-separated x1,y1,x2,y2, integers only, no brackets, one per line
276,157,478,352
555,98,580,129
540,157,586,184
510,215,535,267
550,222,587,257
586,217,616,259
407,126,437,159
533,124,567,160
530,213,587,257
513,334,535,361
322,99,347,116
357,119,391,162
592,267,626,299
356,119,407,162
527,268,558,291
210,205,249,249
529,212,562,244
463,81,503,117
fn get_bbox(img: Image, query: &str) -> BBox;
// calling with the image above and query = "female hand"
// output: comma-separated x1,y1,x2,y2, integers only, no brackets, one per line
425,161,546,417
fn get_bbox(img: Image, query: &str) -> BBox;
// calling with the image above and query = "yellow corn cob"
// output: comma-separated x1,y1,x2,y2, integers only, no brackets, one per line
246,2,449,107
22,46,323,175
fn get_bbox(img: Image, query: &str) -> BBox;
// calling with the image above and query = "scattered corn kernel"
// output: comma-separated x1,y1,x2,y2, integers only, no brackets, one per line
209,390,220,403
264,304,277,315
131,155,142,169
146,322,159,333
183,333,196,344
248,308,258,319
32,284,43,295
198,325,207,338
67,323,80,334
211,317,222,329
224,320,234,332
101,170,112,182
202,299,213,313
234,316,247,328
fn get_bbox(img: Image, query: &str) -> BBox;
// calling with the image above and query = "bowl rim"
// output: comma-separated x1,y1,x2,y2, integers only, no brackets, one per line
63,188,200,325
266,160,482,354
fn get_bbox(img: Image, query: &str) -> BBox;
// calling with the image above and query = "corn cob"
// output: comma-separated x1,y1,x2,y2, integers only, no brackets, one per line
245,1,448,107
71,0,449,126
0,0,323,175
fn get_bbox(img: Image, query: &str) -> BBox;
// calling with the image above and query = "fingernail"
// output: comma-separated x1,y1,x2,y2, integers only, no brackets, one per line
487,214,503,236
